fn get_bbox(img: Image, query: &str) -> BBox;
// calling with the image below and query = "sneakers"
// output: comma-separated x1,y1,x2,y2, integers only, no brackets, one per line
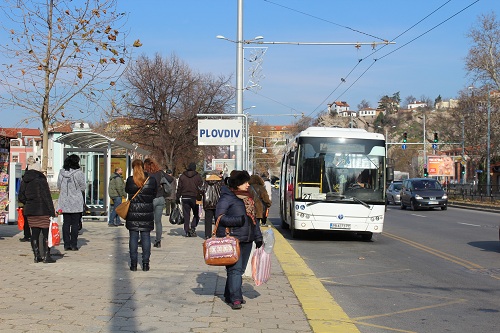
153,240,161,248
19,237,31,242
230,300,242,310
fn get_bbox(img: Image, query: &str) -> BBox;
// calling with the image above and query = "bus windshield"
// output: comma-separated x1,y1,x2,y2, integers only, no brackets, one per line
296,137,385,203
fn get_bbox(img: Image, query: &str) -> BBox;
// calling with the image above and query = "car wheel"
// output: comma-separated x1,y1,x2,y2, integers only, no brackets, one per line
361,232,373,241
411,199,418,211
441,206,447,210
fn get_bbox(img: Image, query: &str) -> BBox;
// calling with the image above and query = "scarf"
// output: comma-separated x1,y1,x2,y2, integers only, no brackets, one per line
231,189,256,225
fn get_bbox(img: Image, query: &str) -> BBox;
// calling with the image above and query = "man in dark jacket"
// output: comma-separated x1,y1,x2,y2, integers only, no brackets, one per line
176,162,203,237
108,168,126,227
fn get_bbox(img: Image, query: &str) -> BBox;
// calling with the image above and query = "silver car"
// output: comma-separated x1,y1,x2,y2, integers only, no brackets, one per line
386,181,402,205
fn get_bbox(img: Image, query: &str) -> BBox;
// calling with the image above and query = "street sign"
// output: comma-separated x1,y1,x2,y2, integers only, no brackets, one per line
432,144,438,150
476,170,483,173
401,144,407,150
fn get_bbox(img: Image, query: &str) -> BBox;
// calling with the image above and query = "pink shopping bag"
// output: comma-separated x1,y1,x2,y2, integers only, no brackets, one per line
251,247,271,286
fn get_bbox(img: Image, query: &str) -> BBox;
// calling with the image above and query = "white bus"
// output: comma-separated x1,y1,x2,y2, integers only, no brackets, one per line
279,127,389,240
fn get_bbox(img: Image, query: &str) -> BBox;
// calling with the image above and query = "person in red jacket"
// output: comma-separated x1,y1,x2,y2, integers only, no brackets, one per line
175,162,203,237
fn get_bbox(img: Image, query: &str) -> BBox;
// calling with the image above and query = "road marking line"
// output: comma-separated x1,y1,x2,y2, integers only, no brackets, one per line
272,226,360,333
384,232,483,270
457,222,481,227
410,214,427,217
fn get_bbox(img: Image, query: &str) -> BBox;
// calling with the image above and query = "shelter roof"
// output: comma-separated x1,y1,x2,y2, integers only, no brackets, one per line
54,131,149,156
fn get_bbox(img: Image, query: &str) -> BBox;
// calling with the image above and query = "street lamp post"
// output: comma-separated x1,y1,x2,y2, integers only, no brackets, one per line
487,87,491,196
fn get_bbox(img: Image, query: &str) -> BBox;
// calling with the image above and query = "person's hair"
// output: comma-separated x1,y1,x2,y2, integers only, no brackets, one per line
114,167,121,173
227,170,250,190
63,154,80,171
144,157,161,173
132,159,146,187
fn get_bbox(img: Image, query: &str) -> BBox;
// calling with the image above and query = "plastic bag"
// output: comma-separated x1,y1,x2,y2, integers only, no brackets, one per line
17,208,24,231
262,228,275,254
48,218,61,247
169,204,184,225
251,247,271,286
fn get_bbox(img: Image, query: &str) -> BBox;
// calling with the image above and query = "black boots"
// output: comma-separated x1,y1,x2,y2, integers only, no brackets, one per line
42,238,56,263
142,262,150,271
153,240,161,248
30,239,43,263
130,261,137,271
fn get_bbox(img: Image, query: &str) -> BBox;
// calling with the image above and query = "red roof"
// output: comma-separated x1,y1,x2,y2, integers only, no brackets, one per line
0,128,41,138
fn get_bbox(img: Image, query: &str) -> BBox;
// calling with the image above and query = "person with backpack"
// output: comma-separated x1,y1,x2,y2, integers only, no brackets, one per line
144,158,166,248
108,167,126,227
200,172,224,239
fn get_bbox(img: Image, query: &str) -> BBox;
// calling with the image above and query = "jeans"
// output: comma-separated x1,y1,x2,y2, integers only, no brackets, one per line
224,241,253,303
129,230,151,264
62,213,82,249
109,196,122,225
204,209,215,238
181,197,199,234
153,196,165,241
165,199,175,215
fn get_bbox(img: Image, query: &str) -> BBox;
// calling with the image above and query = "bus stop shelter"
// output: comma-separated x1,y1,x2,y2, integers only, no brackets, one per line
55,131,149,221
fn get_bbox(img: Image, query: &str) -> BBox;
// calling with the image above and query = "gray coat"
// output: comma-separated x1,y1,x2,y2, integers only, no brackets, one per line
57,168,86,213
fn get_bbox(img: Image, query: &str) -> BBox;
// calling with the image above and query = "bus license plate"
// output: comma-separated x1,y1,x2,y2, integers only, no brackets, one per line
331,223,351,230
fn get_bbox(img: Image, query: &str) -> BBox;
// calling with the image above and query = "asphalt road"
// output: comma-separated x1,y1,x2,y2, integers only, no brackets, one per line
269,197,500,333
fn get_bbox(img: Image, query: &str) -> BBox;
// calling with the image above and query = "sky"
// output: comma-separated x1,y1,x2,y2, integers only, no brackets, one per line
0,0,496,128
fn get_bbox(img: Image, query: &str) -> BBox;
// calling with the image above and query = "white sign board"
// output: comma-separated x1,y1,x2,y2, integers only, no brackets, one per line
198,119,243,146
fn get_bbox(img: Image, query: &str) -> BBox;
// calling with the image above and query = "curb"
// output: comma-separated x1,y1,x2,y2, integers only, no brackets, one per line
449,201,500,213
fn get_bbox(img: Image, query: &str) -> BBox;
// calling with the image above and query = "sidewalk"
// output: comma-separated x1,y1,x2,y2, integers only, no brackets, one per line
0,216,312,333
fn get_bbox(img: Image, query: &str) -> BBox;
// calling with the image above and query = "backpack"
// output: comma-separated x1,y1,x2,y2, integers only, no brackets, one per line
160,172,173,197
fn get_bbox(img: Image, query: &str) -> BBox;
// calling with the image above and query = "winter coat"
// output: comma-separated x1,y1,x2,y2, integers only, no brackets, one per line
108,173,126,198
165,174,177,200
262,177,272,201
176,170,203,199
19,170,55,217
248,175,272,219
125,174,157,231
201,178,223,210
150,171,165,199
215,186,263,244
57,168,86,213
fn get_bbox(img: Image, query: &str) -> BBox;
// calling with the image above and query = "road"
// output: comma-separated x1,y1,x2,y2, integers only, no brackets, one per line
270,199,500,333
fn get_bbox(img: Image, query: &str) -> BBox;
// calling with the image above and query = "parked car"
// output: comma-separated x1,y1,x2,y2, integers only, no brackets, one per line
273,180,280,189
400,178,448,211
386,181,402,205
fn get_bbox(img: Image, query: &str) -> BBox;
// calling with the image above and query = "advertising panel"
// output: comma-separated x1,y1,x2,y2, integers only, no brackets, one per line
198,119,243,146
427,155,455,177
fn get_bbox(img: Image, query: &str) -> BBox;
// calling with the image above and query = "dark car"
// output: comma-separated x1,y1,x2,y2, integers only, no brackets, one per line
386,181,402,205
400,178,448,211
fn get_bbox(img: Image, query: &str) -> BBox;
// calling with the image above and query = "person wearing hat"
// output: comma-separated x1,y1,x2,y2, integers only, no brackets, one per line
175,162,203,237
201,172,224,239
215,170,263,310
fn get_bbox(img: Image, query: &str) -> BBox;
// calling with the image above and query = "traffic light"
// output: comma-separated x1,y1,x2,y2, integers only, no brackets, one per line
403,132,407,143
461,165,465,175
423,168,428,177
433,132,438,143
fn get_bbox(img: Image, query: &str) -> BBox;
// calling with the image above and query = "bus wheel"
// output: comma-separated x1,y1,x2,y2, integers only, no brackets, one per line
361,232,373,241
290,227,302,239
281,218,289,229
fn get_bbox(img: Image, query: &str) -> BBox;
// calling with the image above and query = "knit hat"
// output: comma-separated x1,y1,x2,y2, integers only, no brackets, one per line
227,170,250,189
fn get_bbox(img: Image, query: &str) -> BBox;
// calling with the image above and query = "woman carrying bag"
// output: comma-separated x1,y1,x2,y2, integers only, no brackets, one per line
215,170,263,310
125,159,157,272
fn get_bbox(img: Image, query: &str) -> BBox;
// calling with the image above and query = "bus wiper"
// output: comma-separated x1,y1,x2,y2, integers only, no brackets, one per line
347,196,371,209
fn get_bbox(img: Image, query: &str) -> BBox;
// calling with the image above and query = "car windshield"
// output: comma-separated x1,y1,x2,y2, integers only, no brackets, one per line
393,183,402,190
413,180,442,190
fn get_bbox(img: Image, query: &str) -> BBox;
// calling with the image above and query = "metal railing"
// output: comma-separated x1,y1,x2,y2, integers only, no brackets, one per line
446,183,500,202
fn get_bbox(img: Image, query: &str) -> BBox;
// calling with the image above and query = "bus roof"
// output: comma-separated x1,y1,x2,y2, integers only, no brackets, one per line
298,127,385,140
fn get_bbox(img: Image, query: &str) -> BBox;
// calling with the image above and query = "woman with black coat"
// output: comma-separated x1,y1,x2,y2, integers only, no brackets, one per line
19,167,56,263
215,170,263,310
125,159,157,272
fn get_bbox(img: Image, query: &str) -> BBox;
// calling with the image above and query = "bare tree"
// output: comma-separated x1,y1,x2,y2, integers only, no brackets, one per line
122,53,234,173
466,12,500,90
357,99,370,110
0,0,139,171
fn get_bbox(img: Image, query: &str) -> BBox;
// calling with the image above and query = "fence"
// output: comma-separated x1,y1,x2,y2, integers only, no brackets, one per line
446,184,500,203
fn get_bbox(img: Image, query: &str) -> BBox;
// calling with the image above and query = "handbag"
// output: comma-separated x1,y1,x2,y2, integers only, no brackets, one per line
17,207,24,231
115,177,149,219
48,217,61,247
251,246,271,286
202,215,240,266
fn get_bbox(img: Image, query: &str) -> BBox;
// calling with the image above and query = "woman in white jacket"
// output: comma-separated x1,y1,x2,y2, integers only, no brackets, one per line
57,154,86,251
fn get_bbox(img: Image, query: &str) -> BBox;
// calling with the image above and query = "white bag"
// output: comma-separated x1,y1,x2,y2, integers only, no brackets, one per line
251,247,271,286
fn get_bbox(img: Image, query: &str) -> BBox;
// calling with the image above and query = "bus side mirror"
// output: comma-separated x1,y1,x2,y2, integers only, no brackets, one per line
288,151,296,166
386,167,394,182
